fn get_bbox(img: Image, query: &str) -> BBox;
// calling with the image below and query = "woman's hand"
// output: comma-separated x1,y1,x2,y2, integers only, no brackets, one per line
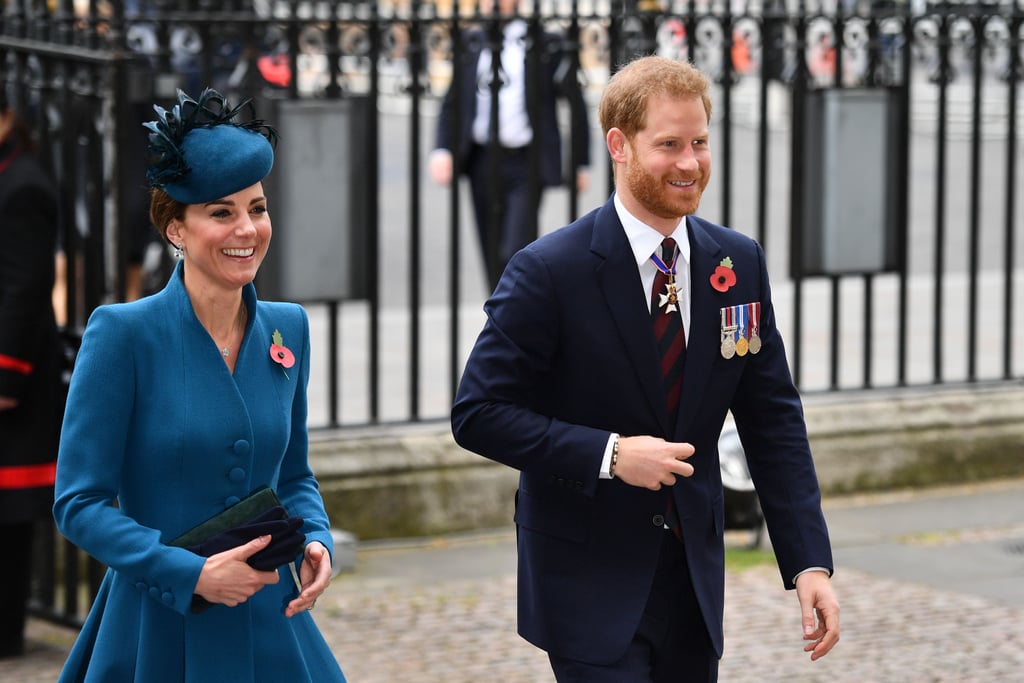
284,541,333,618
193,534,280,607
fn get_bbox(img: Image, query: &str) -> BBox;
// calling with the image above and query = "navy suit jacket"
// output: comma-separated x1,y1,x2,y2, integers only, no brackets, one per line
452,197,833,664
434,26,590,188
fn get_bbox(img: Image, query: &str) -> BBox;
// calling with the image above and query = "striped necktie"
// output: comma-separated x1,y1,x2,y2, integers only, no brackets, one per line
651,237,686,540
651,238,686,420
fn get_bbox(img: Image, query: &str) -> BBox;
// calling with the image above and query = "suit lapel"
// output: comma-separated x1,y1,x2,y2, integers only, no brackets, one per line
676,216,726,436
591,201,674,435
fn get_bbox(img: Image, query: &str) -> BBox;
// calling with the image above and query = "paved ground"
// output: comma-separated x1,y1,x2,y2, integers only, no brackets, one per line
4,478,1023,682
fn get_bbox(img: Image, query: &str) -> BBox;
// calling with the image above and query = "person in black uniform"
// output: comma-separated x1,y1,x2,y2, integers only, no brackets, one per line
0,86,64,658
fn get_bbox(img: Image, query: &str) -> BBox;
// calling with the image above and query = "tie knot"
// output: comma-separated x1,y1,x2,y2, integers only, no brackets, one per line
659,238,677,265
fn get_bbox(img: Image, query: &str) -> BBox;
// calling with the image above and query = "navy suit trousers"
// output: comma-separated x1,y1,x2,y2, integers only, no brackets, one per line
466,143,542,289
548,530,719,683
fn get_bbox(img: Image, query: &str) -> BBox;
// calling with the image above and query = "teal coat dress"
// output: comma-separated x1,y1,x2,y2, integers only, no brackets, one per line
53,262,346,682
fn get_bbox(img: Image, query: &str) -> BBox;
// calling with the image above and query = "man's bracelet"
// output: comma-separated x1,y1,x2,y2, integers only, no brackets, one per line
610,435,620,478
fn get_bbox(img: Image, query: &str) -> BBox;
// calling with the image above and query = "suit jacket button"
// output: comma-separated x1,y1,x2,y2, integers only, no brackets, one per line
652,514,665,527
574,481,583,491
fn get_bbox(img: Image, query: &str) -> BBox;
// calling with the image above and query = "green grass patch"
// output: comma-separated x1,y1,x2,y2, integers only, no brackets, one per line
725,546,776,571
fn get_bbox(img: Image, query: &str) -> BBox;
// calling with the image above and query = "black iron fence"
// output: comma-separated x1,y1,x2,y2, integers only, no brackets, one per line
3,0,1022,625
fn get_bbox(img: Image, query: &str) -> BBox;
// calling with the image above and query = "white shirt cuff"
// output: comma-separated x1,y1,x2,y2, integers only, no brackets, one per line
793,567,830,584
599,433,618,479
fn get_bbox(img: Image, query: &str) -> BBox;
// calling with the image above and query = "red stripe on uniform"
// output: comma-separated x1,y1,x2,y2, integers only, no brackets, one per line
0,462,57,489
0,353,33,375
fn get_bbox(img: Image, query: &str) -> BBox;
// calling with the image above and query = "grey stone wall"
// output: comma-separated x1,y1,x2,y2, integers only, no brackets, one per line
310,383,1024,540
803,383,1024,493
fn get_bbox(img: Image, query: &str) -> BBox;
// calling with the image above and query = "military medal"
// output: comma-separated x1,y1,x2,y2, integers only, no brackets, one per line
650,246,679,315
748,302,761,354
735,305,749,356
720,307,737,359
735,335,748,356
721,336,736,359
658,280,679,313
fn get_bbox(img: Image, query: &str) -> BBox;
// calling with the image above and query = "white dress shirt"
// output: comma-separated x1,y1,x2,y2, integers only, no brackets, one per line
600,194,689,479
472,19,533,148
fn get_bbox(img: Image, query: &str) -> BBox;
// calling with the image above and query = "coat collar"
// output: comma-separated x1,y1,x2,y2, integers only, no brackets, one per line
162,260,259,361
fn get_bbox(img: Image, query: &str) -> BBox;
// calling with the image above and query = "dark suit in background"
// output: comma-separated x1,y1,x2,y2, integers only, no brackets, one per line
431,17,591,289
0,97,63,659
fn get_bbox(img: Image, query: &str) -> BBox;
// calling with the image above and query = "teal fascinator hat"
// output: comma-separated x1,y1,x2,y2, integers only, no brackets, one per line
144,88,277,204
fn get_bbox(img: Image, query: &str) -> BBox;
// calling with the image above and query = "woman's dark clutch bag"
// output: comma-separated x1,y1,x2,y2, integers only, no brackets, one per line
170,486,305,613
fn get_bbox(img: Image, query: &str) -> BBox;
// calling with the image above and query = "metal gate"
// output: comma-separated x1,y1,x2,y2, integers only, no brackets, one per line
3,0,1022,626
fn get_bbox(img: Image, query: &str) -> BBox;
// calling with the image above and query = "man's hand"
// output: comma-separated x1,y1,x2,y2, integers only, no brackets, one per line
614,435,694,490
795,570,840,660
194,534,280,607
429,149,454,186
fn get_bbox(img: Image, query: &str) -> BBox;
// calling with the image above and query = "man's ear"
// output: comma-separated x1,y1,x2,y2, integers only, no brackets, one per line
606,128,628,164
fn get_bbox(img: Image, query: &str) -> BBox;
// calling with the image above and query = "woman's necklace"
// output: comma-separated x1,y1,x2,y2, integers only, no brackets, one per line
218,305,247,358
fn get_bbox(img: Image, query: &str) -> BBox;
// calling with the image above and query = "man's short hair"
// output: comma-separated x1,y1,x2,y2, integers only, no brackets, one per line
599,56,712,139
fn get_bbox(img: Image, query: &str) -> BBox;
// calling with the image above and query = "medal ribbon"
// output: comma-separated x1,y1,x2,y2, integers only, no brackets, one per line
650,243,678,315
650,250,676,278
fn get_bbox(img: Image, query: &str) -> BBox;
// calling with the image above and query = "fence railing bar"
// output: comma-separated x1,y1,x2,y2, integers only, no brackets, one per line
829,276,840,390
9,1,1024,628
367,12,383,423
863,273,873,388
965,15,985,382
1002,13,1020,380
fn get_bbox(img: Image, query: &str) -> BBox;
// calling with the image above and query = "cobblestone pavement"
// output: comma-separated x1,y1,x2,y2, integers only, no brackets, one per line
5,479,1024,682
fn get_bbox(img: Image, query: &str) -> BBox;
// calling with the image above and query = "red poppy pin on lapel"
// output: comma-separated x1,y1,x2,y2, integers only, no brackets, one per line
710,257,736,293
270,329,295,379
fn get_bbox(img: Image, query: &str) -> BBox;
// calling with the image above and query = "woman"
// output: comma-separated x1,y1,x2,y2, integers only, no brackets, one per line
0,87,63,659
53,89,346,682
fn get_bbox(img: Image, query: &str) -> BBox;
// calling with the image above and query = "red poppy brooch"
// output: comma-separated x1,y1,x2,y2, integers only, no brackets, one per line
270,329,295,379
710,257,736,293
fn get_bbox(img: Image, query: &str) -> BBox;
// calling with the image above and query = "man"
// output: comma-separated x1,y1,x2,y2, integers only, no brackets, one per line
451,56,839,681
429,0,591,290
0,86,64,658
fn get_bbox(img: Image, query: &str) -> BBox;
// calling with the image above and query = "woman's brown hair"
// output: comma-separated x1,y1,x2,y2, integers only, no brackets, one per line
149,187,187,245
